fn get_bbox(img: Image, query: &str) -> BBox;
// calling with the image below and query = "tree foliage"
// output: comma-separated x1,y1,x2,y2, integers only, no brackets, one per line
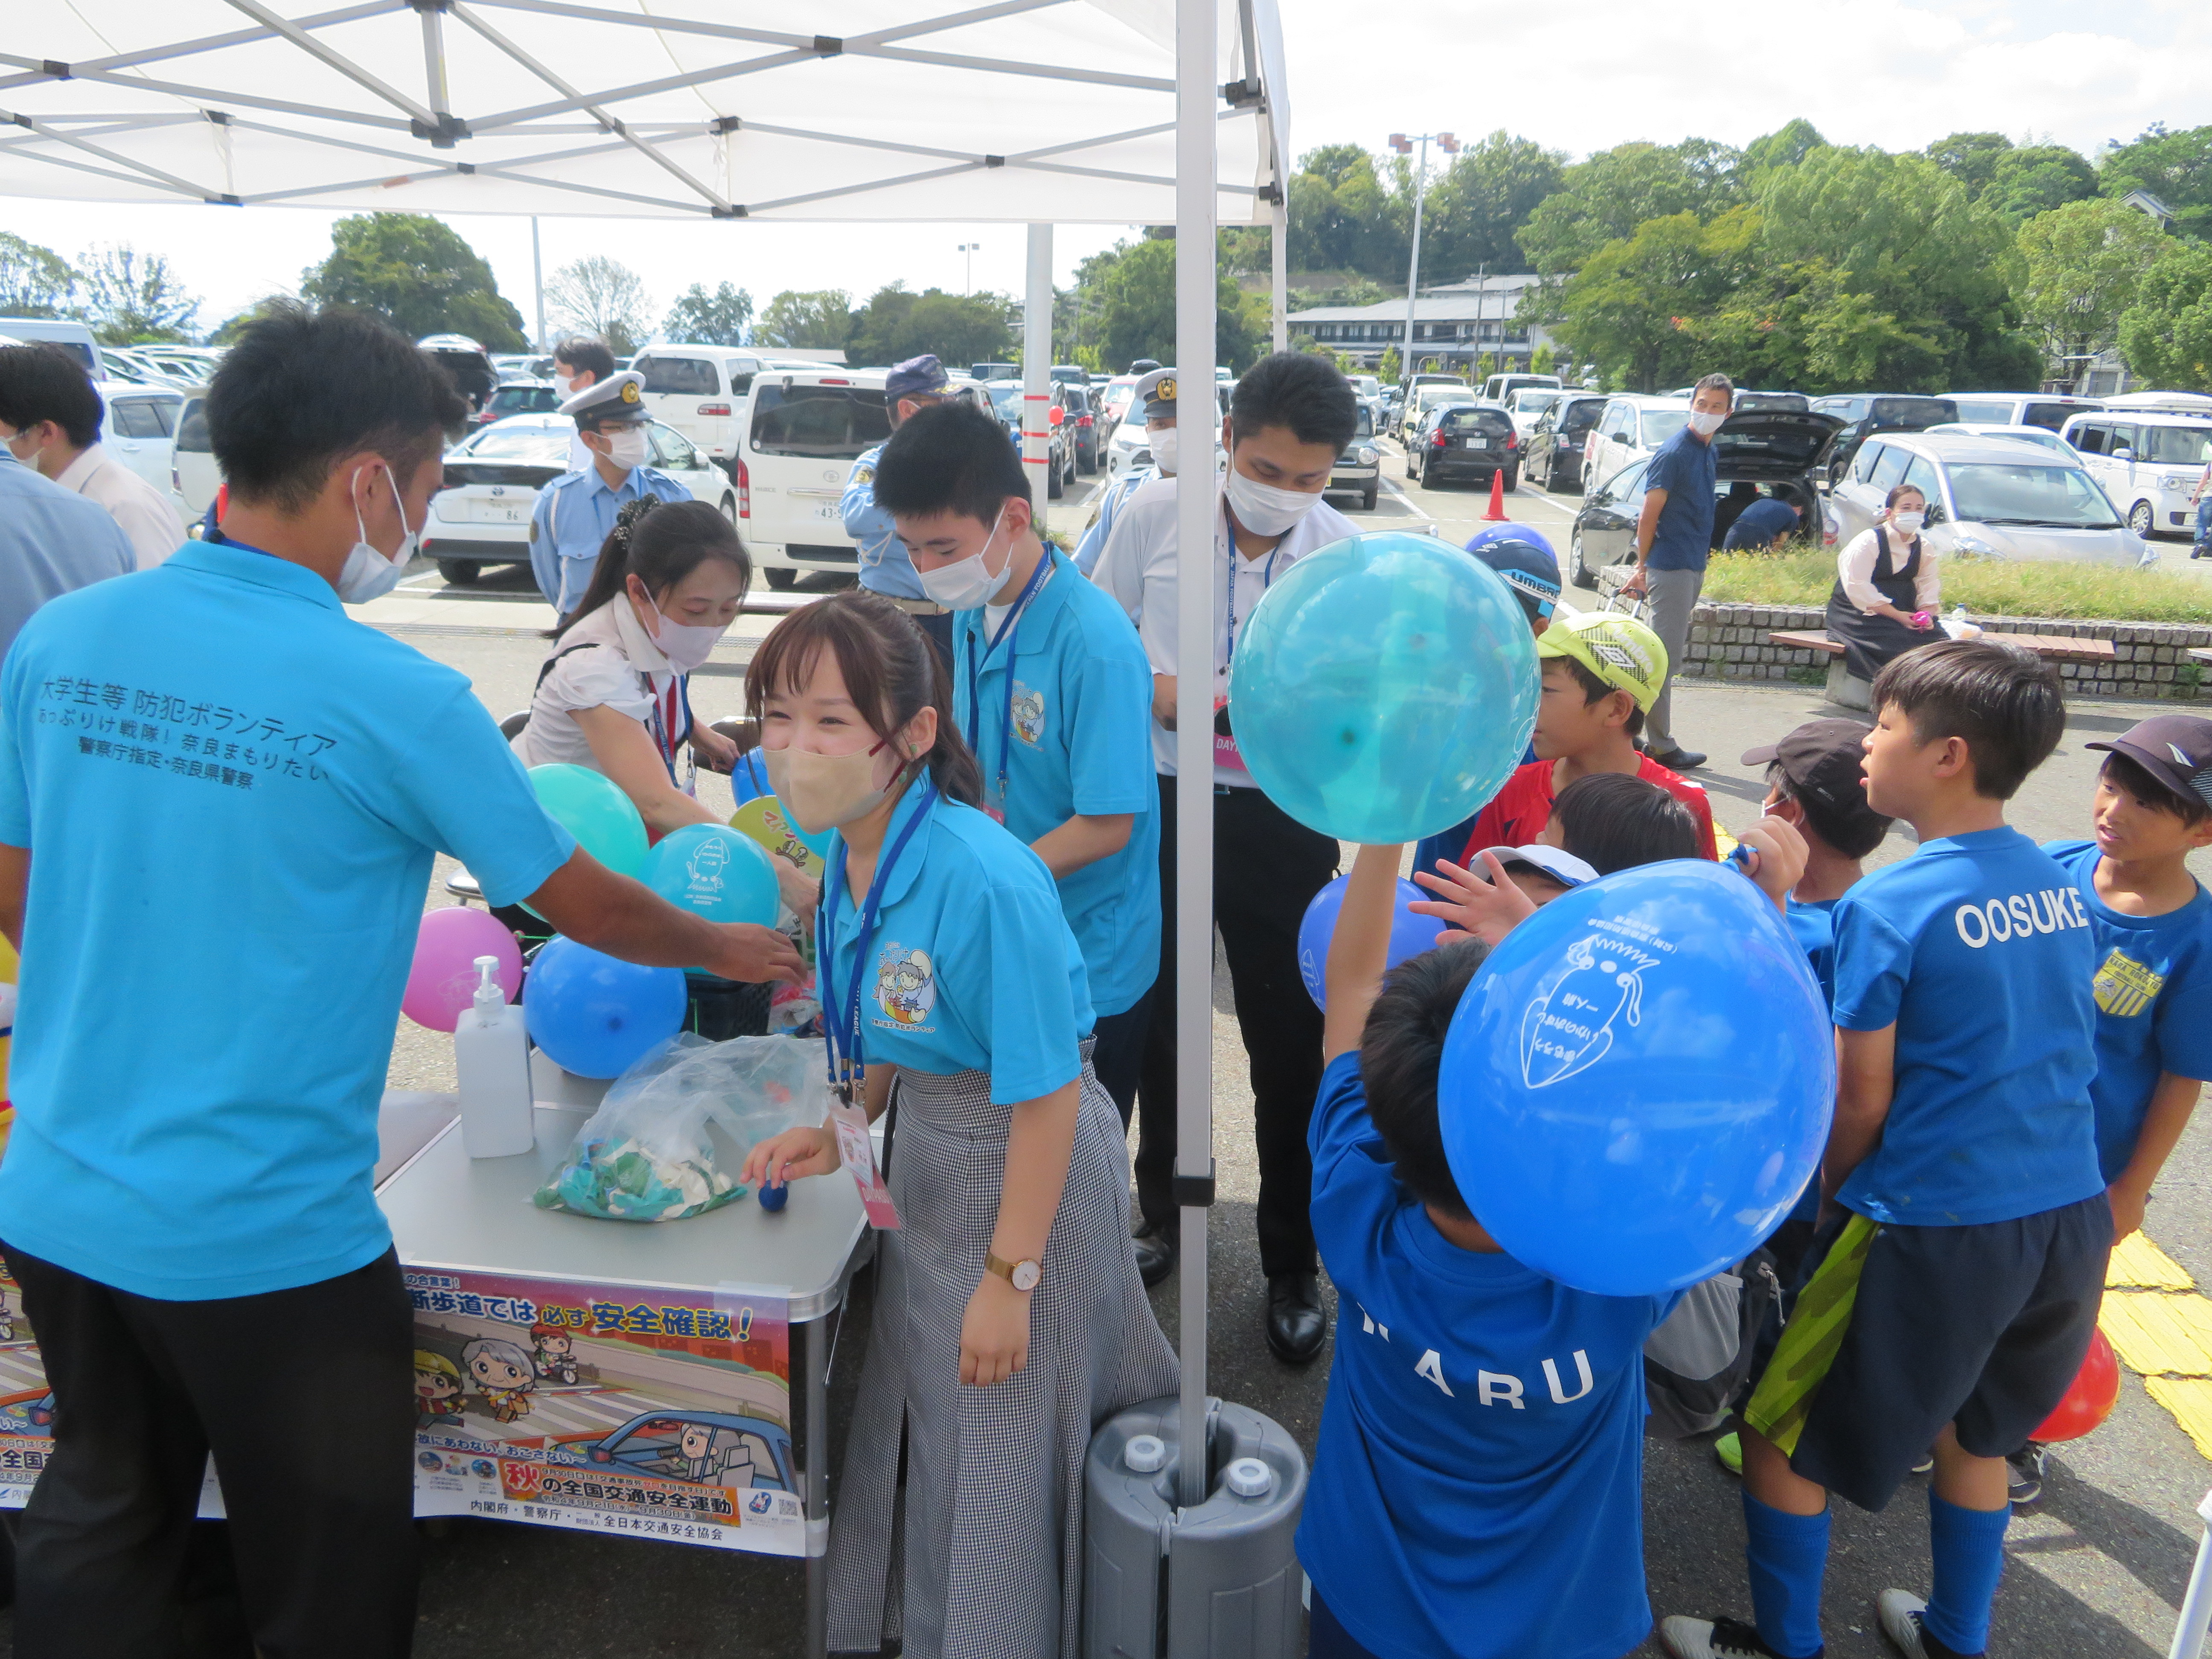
2017,197,2170,370
1515,140,1745,276
301,213,526,350
546,255,652,355
2098,123,2212,238
1080,236,1262,374
661,282,754,346
75,244,201,344
2118,241,2212,391
0,233,77,319
845,283,1016,367
753,289,857,350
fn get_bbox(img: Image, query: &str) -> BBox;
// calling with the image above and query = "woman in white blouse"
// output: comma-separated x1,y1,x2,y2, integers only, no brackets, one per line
1825,482,1941,683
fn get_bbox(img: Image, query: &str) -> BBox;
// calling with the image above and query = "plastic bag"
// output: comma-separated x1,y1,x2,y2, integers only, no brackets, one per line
533,1033,831,1222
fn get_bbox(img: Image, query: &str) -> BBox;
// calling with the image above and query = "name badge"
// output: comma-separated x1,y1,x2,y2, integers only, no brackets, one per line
1213,732,1247,772
830,1100,901,1230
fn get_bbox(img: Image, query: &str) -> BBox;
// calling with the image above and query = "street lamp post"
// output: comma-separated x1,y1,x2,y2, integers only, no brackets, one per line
956,242,982,296
1388,131,1457,394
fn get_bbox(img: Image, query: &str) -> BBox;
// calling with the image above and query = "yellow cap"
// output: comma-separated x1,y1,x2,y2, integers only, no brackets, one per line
1536,611,1669,711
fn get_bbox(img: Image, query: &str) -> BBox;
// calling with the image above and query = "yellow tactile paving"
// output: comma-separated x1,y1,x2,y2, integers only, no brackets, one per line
2101,1290,2212,1378
2110,1231,2197,1291
2146,1378,2212,1461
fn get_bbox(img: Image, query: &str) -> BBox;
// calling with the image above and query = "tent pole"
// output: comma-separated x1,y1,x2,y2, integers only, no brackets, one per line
531,216,547,353
1271,192,1287,353
1172,0,1216,1518
1022,224,1053,506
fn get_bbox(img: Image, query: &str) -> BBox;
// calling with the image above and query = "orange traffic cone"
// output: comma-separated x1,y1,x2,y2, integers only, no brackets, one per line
1483,469,1508,522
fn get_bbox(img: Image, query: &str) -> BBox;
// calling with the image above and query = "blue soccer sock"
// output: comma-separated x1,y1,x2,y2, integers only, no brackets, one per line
1743,1489,1831,1659
1924,1489,2009,1655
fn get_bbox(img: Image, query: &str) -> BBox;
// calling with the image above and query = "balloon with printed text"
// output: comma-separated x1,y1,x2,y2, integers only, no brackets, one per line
640,823,781,929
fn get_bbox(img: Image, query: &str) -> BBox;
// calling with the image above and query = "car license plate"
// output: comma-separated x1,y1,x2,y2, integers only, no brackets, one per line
463,498,529,524
815,504,839,521
1464,437,1489,449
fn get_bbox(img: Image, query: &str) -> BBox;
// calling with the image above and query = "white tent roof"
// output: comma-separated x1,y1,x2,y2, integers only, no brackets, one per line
0,0,1286,224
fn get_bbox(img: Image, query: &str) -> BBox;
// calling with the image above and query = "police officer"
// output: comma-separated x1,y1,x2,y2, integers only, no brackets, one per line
1075,367,1182,580
528,370,691,622
842,354,962,668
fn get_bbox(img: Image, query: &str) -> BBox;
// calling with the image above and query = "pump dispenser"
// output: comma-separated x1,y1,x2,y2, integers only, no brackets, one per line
455,954,534,1157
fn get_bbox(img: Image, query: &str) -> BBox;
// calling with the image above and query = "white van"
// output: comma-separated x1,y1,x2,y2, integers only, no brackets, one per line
1482,371,1561,406
0,317,101,377
2098,390,2212,419
172,393,220,523
96,382,187,506
1945,392,2101,433
2061,410,2212,537
629,345,778,476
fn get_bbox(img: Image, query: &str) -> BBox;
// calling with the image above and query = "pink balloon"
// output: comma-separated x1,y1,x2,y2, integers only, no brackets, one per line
404,906,524,1032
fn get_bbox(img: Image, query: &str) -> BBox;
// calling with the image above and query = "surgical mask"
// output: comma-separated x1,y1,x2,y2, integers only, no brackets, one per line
1148,427,1180,475
1889,510,1925,536
601,426,649,470
560,375,582,397
1224,466,1321,537
914,505,1015,612
1688,410,1727,438
763,739,908,835
639,591,728,674
336,462,419,604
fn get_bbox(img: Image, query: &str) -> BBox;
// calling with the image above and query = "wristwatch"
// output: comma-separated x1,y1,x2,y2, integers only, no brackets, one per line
986,1251,1042,1292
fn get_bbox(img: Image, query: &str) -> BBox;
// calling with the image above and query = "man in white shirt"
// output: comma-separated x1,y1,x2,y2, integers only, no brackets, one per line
0,346,187,569
1089,351,1359,1364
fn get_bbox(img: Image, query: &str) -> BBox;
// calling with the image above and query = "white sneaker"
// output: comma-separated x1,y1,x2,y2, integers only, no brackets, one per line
1659,1615,1790,1659
1877,1589,1934,1657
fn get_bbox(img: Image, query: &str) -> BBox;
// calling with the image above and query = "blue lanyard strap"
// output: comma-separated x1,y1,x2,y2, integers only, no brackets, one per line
816,780,939,1100
962,552,1054,804
1224,525,1280,665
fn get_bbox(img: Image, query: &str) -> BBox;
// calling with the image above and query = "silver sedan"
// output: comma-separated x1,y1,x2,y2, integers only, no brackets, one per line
1825,432,2154,568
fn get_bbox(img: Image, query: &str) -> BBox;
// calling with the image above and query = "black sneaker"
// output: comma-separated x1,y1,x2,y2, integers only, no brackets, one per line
2006,1443,2045,1506
1659,1615,1811,1659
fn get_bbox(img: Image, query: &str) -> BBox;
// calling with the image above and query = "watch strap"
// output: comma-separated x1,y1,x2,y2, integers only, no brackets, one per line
985,1250,1040,1290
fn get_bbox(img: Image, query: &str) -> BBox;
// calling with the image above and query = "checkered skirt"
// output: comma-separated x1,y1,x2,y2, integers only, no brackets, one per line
826,1050,1179,1659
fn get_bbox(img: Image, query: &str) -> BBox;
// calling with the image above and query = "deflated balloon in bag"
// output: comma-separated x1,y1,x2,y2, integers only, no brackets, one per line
1227,532,1539,844
1437,859,1834,1297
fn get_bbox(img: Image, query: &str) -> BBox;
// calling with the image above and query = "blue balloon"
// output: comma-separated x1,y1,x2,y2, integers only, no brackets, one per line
640,824,782,928
1463,523,1555,560
524,936,689,1080
1438,860,1834,1297
1298,874,1446,1010
730,749,771,808
1228,532,1540,844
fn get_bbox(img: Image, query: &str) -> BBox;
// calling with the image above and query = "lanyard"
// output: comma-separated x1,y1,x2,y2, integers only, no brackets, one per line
644,673,696,791
962,553,1054,808
1222,509,1281,670
816,780,938,1103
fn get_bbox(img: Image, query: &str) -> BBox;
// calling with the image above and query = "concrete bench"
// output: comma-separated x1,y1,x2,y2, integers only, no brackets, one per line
2190,646,2212,670
1767,629,2117,710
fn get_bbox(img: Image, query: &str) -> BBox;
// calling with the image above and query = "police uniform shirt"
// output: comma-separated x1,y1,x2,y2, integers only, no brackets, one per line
527,462,691,615
1073,465,1153,578
841,443,928,602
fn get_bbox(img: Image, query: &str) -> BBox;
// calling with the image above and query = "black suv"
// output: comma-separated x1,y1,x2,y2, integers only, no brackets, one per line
1060,382,1100,474
1525,393,1608,494
1808,394,1957,489
1409,404,1519,491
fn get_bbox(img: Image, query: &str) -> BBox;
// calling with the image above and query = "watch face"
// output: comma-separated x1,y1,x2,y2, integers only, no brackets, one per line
1012,1259,1042,1292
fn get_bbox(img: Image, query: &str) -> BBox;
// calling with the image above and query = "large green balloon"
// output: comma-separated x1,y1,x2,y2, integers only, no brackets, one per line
529,763,649,877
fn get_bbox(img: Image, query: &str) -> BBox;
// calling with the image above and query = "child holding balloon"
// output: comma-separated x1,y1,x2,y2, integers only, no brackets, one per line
1664,640,2108,1659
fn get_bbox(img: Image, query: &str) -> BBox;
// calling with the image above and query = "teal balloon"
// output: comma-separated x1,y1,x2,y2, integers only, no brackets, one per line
529,763,649,877
640,824,781,928
1228,532,1540,844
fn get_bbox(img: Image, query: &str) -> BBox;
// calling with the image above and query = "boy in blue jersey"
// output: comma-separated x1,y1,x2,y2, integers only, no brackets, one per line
1664,640,2109,1659
1298,841,1681,1659
1742,718,1894,1009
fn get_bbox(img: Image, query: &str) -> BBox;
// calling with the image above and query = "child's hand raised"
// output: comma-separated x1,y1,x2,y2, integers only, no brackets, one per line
1728,816,1810,913
1410,853,1537,946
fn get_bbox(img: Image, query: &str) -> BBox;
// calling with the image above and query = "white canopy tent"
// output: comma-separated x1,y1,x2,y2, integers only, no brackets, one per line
2,3,1285,1647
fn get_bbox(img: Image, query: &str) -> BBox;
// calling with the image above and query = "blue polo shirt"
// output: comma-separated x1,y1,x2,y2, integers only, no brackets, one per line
2044,840,2212,1182
952,548,1159,1017
820,783,1093,1104
1829,827,2103,1226
528,462,691,614
1298,1054,1674,1659
1786,896,1840,1008
0,542,574,1300
1643,426,1718,573
1723,496,1802,551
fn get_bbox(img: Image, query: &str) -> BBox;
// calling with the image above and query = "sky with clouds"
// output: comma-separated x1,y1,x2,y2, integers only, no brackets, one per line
5,0,2208,338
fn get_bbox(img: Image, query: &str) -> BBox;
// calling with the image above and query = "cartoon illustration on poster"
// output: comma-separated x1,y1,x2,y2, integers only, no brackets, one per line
0,1270,55,1506
405,1267,802,1555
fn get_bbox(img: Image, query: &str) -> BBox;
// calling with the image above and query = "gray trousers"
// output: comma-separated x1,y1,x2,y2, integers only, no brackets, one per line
1644,565,1703,750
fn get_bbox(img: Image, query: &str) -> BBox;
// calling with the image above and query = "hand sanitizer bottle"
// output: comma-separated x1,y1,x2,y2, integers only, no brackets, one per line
455,955,534,1158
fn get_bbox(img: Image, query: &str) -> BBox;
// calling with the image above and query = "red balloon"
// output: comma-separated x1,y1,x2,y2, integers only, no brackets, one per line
2032,1327,2121,1443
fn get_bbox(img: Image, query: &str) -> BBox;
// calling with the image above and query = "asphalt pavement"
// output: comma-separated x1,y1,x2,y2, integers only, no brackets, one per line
4,448,2207,1657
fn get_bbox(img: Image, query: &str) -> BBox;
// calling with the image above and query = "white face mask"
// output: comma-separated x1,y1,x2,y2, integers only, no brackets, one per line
1688,409,1728,438
638,588,728,673
337,462,420,604
1225,465,1321,537
1148,426,1180,475
1889,510,1925,536
560,375,581,397
600,426,649,470
763,739,907,835
914,505,1015,612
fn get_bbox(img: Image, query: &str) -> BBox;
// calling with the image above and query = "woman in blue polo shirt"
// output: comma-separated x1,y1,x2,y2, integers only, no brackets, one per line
739,591,1175,1659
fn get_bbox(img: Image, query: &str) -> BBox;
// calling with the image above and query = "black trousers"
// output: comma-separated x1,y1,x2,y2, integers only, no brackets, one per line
1091,989,1154,1128
1134,776,1339,1278
1,1242,419,1659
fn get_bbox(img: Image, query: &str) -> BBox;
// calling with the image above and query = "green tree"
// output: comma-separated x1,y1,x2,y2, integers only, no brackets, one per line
1474,350,1497,380
208,297,291,347
847,283,1016,367
1529,343,1555,376
2016,197,2169,377
1378,344,1401,382
1983,146,2098,222
753,289,857,350
1515,140,1742,276
546,256,651,355
1287,143,1397,278
1552,210,1752,391
74,244,200,344
2117,241,2212,391
661,282,754,346
2099,123,2212,238
0,233,76,318
1741,120,1827,177
1085,237,1261,373
1924,131,2014,199
1415,131,1567,278
300,213,526,350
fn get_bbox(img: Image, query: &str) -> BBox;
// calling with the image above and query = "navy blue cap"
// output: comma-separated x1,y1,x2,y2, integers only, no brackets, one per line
885,354,949,400
1466,534,1562,619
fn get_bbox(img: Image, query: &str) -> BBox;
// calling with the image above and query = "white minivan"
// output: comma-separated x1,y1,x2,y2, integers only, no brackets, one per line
2060,410,2212,537
628,344,780,477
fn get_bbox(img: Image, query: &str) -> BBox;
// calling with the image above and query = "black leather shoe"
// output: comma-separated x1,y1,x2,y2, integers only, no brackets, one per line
1134,1228,1177,1289
1265,1272,1327,1365
1648,745,1707,770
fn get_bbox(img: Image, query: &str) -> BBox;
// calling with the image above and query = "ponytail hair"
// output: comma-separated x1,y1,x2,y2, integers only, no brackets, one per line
743,590,985,808
554,496,751,640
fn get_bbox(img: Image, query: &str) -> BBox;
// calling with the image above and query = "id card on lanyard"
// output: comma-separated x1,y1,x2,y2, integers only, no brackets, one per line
645,673,697,796
1216,508,1279,775
815,781,938,1229
963,555,1053,824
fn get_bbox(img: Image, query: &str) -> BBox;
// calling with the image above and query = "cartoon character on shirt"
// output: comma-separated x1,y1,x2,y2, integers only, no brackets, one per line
876,946,936,1026
531,1323,579,1385
413,1350,467,1429
1011,684,1046,747
463,1336,537,1424
0,1294,15,1343
1520,930,1657,1088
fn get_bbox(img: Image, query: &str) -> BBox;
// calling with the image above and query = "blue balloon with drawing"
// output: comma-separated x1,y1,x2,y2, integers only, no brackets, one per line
1297,873,1445,1010
1438,859,1834,1297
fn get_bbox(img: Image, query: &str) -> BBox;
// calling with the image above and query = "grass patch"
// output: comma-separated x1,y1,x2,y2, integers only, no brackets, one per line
1699,547,2212,623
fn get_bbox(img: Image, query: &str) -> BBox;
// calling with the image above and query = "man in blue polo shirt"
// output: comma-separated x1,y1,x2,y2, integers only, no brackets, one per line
869,399,1160,1119
0,305,800,1657
1621,373,1733,772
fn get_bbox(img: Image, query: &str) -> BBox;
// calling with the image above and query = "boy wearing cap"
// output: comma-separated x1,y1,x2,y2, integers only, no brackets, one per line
844,353,964,667
529,369,690,619
1743,718,1895,1007
1455,611,1718,868
1079,367,1184,582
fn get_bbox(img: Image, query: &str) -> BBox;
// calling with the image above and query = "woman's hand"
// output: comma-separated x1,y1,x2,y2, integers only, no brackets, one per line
701,923,805,985
774,858,821,929
741,1124,840,1189
690,723,741,774
1410,852,1537,945
960,1272,1031,1386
